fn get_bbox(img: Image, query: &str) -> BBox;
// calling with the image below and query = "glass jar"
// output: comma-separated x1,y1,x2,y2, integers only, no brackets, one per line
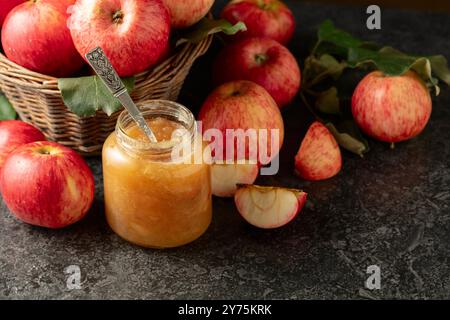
102,100,212,248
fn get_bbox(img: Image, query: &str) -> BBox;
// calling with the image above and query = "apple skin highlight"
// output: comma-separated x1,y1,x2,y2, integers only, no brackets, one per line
0,141,95,229
352,71,432,144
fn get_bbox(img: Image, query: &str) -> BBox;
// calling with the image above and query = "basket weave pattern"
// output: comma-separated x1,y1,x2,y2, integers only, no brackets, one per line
0,36,212,156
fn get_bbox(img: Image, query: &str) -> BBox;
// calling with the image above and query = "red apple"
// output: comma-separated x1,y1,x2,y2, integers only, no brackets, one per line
162,0,214,29
0,141,95,229
1,0,85,77
0,120,46,169
0,0,25,27
295,121,342,181
220,0,295,45
352,70,432,144
235,184,307,229
199,80,284,165
69,0,170,77
212,162,259,197
213,37,301,108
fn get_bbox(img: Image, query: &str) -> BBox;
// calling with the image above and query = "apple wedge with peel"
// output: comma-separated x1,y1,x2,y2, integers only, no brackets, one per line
212,163,259,197
235,185,307,229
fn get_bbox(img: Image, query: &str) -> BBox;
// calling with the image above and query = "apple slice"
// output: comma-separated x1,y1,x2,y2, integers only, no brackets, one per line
212,163,259,197
295,121,342,181
234,185,307,229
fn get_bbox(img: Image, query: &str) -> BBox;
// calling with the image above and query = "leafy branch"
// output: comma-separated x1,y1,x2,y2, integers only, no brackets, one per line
301,20,450,156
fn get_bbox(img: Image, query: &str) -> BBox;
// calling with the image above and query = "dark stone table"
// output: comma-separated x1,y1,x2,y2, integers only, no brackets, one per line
1,1,449,299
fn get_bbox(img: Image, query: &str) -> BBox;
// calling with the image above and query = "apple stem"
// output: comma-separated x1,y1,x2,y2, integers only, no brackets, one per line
257,0,272,10
112,10,124,24
255,54,268,65
390,142,395,150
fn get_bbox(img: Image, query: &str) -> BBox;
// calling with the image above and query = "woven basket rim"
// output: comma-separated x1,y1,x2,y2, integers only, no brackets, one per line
0,35,212,83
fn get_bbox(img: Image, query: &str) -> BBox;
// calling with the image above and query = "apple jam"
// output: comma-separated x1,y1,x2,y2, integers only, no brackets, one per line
102,101,212,248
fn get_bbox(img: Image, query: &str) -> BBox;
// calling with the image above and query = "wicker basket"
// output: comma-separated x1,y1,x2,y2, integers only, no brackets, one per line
0,36,212,156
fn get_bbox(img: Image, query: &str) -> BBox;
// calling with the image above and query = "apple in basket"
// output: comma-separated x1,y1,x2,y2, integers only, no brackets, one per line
0,141,95,229
1,0,84,77
162,0,215,29
0,0,25,27
68,0,171,77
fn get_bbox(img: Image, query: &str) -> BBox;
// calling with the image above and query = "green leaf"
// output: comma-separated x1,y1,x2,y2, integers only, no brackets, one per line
176,18,247,46
348,47,442,94
318,20,364,49
302,54,347,90
428,55,450,86
58,76,135,117
348,47,416,75
315,87,340,115
0,93,16,120
326,121,369,157
318,54,347,80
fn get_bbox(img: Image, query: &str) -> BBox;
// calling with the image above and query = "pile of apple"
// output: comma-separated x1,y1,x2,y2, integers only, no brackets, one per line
0,0,216,230
195,0,310,229
0,0,215,77
0,120,95,228
200,0,433,230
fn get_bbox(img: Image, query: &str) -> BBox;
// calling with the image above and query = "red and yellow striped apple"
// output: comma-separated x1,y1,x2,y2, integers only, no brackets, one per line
0,141,95,229
211,162,259,197
162,0,214,29
295,122,342,181
2,0,84,77
213,37,301,108
0,120,46,169
69,0,170,77
199,80,284,165
221,0,295,44
352,71,432,144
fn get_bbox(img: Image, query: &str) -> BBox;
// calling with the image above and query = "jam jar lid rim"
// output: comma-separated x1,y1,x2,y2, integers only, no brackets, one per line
116,100,196,154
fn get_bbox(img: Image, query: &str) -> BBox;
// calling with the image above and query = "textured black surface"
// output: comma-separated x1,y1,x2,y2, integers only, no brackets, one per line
1,1,449,299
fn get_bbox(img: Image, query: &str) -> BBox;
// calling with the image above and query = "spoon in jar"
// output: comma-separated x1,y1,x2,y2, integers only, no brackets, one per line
85,47,158,144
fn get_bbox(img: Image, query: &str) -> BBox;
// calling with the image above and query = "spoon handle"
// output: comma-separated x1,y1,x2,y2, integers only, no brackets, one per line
85,47,158,143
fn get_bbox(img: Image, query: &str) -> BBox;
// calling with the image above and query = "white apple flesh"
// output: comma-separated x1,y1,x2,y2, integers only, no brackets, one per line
235,184,307,229
211,162,259,197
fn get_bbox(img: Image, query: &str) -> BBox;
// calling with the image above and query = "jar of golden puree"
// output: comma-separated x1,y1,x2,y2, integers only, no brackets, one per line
103,100,212,248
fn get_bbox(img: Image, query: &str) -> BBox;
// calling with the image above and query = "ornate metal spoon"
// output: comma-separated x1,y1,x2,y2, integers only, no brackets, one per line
85,47,158,143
